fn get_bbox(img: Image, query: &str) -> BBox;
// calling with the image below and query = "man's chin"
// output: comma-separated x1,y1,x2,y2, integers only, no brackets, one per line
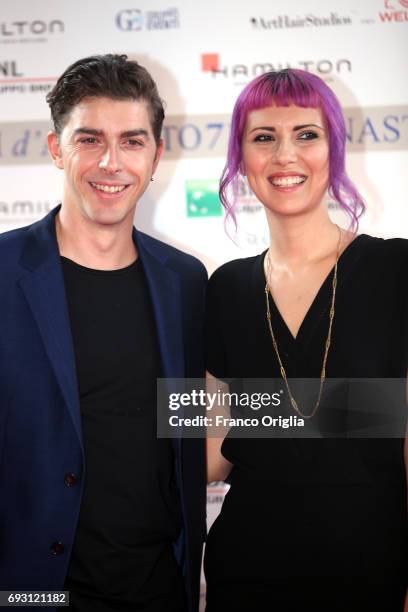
80,210,131,229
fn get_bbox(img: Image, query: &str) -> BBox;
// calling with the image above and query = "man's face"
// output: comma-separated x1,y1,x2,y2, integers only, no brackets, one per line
48,96,163,229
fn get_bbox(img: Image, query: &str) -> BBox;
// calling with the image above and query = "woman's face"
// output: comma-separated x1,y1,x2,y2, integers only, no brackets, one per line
241,104,329,218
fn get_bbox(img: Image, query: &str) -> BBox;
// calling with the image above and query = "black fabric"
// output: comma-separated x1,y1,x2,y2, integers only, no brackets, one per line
204,235,408,611
61,257,185,611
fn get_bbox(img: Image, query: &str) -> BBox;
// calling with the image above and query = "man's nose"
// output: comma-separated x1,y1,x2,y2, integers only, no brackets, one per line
99,145,123,173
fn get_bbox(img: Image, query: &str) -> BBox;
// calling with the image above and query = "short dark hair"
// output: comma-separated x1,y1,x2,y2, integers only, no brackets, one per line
46,54,165,144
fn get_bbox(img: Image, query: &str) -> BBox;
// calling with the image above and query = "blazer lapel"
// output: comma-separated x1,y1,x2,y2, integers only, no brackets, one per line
135,231,186,462
135,230,185,379
18,209,82,447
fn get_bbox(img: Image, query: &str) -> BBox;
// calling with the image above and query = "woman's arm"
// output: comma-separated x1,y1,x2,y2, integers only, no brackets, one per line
405,436,408,499
206,371,233,484
405,440,408,610
405,375,408,502
404,376,407,612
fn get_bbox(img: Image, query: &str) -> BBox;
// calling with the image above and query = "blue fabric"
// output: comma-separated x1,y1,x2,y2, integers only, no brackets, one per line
0,207,207,612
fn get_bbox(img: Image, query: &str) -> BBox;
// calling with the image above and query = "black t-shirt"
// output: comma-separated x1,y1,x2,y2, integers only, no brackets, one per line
61,257,184,611
204,235,408,610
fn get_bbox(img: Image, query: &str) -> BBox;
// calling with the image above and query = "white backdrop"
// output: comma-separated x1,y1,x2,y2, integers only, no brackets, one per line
1,0,407,606
1,0,407,271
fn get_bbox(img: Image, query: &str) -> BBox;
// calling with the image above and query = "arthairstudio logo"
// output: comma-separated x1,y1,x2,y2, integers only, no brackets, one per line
185,180,222,218
0,20,64,44
250,12,352,29
201,53,351,83
249,12,353,30
116,8,180,31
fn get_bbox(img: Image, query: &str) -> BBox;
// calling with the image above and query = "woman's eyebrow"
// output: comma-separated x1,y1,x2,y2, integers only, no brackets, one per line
248,123,324,133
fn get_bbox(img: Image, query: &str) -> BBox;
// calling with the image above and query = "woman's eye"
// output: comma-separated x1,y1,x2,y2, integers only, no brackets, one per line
254,134,274,142
298,131,319,140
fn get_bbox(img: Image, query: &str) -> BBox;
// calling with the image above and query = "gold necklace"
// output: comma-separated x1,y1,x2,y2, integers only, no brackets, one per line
264,226,342,419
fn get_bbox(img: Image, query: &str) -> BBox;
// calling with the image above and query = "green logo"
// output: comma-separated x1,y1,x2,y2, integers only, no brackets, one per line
185,180,223,217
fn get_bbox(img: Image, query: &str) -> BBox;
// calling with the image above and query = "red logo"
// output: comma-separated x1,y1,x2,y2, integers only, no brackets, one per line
379,0,408,20
201,53,220,72
383,0,408,8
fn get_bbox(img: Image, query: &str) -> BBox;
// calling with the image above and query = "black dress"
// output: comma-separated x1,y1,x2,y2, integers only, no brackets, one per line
204,235,408,611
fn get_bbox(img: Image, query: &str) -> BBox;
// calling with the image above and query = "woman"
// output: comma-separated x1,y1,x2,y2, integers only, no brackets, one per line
204,69,407,611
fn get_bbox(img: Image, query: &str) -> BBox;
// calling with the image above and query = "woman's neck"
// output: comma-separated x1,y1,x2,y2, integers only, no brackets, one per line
265,209,347,270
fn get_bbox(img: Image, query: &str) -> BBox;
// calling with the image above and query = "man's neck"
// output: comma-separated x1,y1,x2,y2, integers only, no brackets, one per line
55,210,137,271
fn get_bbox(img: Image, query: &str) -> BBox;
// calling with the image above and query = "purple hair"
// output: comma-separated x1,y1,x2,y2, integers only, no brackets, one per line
220,69,365,230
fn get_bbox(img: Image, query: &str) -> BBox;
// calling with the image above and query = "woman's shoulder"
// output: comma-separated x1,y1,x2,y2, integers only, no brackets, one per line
357,234,408,265
360,233,408,249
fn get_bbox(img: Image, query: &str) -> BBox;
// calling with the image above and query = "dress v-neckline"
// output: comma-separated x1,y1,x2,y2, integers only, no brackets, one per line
262,234,366,346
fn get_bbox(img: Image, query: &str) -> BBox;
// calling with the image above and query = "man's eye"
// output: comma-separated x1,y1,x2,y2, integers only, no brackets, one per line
79,137,97,144
298,131,318,140
125,139,143,146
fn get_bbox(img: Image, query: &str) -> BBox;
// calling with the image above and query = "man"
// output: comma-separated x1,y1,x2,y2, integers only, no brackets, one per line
0,54,206,611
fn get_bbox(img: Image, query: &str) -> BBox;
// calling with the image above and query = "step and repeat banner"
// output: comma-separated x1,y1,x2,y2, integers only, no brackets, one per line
1,0,407,272
0,0,407,605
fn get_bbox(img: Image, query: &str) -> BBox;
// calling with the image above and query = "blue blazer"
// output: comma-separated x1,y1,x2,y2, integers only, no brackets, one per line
0,207,207,611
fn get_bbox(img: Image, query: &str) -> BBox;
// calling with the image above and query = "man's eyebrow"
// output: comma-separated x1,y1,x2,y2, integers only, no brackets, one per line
121,129,150,138
72,128,150,138
73,128,103,136
248,123,324,133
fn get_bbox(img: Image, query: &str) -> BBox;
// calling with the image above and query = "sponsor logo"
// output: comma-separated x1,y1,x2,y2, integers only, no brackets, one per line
250,12,352,29
345,111,408,147
0,122,51,165
0,81,54,94
162,118,229,158
116,9,142,30
207,494,226,504
185,178,262,217
201,54,351,84
0,108,406,167
227,181,269,249
0,60,23,78
116,8,180,31
0,200,57,225
207,483,229,503
233,181,262,214
328,201,340,210
0,61,56,94
0,20,64,44
185,180,222,217
379,0,408,21
185,180,339,249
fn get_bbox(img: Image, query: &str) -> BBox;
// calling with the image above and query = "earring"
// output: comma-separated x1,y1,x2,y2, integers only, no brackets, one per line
150,177,154,182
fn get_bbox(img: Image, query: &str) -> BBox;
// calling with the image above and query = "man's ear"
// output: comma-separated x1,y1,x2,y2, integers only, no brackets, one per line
152,138,164,175
47,131,64,169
